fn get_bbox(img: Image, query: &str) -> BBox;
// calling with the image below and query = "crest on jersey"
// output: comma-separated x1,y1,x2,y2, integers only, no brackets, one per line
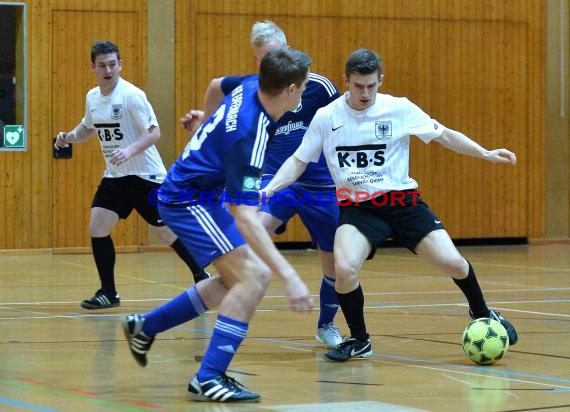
375,121,392,140
111,104,123,120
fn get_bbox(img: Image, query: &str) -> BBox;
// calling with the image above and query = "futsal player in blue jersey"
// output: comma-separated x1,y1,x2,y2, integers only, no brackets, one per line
184,20,344,349
121,48,314,403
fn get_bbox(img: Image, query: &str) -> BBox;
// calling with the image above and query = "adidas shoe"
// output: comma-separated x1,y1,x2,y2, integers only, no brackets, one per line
323,337,372,362
316,323,343,349
193,270,211,284
80,289,120,310
121,314,155,367
187,374,261,403
469,309,518,345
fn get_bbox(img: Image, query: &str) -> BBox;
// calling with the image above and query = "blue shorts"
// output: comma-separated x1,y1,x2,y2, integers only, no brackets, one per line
158,202,246,269
260,176,339,252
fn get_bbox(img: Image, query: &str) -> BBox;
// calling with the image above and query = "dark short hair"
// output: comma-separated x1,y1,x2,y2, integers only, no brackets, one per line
345,49,382,78
259,48,312,96
91,40,121,64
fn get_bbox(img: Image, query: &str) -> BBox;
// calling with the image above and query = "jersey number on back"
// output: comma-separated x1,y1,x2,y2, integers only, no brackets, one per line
182,104,226,159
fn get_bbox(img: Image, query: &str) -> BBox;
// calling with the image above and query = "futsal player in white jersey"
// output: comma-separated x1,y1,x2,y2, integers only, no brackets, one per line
265,48,519,362
54,40,208,310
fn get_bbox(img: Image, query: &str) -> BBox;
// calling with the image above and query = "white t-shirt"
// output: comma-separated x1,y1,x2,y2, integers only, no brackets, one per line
294,92,445,200
82,78,167,182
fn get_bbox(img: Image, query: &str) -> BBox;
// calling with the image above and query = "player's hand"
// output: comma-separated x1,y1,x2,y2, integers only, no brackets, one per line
284,275,313,313
54,132,72,149
485,149,517,165
180,110,205,137
110,147,132,166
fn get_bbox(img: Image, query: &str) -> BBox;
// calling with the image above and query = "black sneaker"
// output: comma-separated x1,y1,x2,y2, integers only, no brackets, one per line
80,289,120,310
469,309,518,345
323,337,372,362
193,270,211,284
187,374,261,403
121,314,155,367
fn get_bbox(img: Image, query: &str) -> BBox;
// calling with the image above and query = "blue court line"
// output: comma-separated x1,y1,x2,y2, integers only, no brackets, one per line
248,334,570,388
374,352,570,385
0,396,59,412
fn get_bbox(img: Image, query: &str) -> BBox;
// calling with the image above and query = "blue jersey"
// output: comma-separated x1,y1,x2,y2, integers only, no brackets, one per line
158,81,274,206
221,72,339,187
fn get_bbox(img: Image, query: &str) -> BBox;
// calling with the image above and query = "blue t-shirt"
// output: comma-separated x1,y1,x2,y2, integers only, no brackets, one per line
221,72,339,187
158,81,275,206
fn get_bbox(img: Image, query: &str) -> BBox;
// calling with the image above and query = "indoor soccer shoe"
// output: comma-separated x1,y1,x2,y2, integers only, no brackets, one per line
316,323,343,349
323,337,372,362
80,289,120,309
121,314,155,367
470,309,518,345
187,374,261,403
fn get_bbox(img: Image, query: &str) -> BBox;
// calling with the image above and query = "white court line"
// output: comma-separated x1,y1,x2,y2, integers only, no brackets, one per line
2,287,569,306
379,252,570,273
279,345,314,352
489,306,570,318
2,299,570,321
371,357,570,390
252,336,570,395
362,287,570,296
362,302,570,318
441,374,520,399
0,298,172,306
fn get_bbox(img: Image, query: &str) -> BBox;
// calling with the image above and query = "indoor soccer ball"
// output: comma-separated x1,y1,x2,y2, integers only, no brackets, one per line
462,318,509,365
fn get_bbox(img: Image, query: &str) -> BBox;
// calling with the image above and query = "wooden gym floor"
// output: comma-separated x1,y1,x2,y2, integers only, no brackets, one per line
0,243,569,411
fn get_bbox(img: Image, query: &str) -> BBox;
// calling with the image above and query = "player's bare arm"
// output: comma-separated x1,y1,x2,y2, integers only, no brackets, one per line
203,77,226,118
232,203,313,313
434,128,517,165
263,155,309,197
179,78,224,139
54,123,94,149
108,125,160,166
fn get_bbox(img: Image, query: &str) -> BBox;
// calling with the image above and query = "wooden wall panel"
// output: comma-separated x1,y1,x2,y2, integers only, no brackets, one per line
0,0,148,250
175,0,545,241
0,1,40,249
51,8,143,249
0,0,52,250
0,0,549,251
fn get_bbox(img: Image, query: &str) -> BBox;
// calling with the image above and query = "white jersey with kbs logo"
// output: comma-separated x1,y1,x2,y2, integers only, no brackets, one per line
81,78,167,182
294,92,445,201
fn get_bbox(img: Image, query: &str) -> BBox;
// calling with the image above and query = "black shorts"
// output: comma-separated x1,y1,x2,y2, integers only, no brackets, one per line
338,190,444,259
91,176,165,227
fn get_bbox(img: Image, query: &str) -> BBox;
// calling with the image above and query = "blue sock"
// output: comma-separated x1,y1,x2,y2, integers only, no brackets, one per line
196,315,248,382
317,275,340,327
142,286,207,336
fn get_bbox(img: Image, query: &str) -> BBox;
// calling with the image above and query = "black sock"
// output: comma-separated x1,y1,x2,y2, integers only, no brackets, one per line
91,236,116,293
453,260,489,318
336,285,369,342
170,238,203,275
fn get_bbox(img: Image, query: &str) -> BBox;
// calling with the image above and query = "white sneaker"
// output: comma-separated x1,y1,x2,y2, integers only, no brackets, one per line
316,323,342,349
